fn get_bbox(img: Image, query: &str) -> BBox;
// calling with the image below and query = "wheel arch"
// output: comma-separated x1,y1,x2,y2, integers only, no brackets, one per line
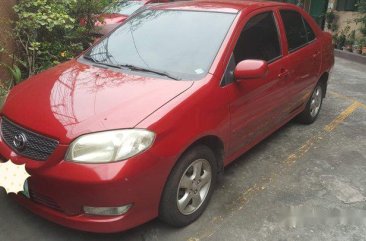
185,135,225,174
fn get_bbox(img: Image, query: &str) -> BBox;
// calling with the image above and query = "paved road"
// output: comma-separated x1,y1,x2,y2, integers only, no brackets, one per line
0,57,365,241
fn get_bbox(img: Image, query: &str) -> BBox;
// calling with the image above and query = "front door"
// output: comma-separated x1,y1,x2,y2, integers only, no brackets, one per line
224,10,290,157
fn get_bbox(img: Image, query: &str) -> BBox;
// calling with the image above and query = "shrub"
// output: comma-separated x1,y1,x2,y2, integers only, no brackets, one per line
9,0,114,79
325,11,336,30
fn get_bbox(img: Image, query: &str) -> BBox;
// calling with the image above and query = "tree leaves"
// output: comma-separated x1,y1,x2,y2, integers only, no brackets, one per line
10,0,114,78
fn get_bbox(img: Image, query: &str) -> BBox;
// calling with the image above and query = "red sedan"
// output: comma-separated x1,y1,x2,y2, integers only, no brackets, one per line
0,0,334,233
95,0,169,35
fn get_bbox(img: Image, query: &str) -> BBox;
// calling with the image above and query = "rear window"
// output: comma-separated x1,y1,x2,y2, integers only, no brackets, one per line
280,10,308,51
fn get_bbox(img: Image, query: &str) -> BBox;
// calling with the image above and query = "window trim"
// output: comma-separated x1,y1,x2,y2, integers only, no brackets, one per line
220,53,235,87
269,10,284,63
302,17,316,42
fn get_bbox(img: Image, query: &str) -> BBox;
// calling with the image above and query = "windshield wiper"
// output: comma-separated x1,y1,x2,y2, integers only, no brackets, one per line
120,64,181,80
83,56,180,80
83,55,123,70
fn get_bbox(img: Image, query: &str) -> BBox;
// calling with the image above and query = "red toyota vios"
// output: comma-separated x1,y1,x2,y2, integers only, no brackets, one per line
0,0,334,233
94,0,169,35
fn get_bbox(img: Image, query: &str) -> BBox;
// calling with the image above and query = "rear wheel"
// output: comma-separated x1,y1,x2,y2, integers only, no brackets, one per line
159,145,217,227
297,83,324,124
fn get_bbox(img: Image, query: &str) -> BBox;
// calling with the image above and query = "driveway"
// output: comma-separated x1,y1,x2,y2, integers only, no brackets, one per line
1,57,366,241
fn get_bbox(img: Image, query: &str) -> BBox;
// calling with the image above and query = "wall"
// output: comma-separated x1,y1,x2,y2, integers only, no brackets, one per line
0,0,16,83
327,0,363,39
335,11,363,38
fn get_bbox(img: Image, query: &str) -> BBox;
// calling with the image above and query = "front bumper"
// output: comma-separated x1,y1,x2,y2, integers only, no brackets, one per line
14,194,141,233
0,136,173,233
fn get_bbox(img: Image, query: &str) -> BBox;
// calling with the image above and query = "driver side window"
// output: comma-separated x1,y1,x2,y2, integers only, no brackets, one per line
233,11,281,64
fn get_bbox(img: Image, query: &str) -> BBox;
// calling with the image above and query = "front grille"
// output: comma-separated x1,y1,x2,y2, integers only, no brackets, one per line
1,117,59,160
29,190,63,212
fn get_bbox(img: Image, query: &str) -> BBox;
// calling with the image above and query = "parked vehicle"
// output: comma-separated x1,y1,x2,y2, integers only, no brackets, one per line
94,0,169,35
0,0,334,233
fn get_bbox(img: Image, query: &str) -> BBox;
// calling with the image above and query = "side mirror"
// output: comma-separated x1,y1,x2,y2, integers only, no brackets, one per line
234,60,268,80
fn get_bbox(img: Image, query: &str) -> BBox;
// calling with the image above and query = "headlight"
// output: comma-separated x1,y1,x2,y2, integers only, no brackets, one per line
65,129,155,163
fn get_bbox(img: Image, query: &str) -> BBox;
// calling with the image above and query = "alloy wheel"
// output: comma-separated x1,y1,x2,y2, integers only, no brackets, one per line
310,85,322,118
176,159,212,215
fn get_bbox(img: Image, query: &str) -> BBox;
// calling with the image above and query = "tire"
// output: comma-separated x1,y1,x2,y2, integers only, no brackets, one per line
159,145,217,227
296,82,324,124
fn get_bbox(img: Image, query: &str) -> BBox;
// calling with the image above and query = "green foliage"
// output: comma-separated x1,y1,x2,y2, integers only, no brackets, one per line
13,0,75,76
0,61,22,87
346,30,356,45
360,37,366,46
325,11,336,30
6,65,22,85
355,0,366,37
0,43,19,96
324,10,338,32
14,0,75,31
358,0,366,13
333,26,350,49
10,0,114,79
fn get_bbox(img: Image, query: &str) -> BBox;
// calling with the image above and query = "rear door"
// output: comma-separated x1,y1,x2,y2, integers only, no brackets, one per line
277,9,322,113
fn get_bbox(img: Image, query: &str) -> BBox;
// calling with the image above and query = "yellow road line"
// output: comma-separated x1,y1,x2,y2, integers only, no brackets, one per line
324,101,363,132
328,91,366,109
188,100,361,241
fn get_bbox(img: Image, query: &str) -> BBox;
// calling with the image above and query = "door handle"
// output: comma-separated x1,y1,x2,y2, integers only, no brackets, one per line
312,51,320,58
278,69,289,79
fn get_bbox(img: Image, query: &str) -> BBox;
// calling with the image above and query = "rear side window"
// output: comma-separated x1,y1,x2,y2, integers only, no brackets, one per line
234,11,281,63
303,19,315,42
280,10,308,51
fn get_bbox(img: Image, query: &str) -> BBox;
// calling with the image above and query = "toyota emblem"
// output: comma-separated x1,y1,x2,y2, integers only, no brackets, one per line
13,133,27,151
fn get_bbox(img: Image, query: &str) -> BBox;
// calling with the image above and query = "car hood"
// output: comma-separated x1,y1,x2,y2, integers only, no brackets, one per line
2,60,194,144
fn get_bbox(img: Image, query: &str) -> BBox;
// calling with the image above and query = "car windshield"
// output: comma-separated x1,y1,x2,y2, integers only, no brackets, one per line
85,9,236,80
104,0,144,16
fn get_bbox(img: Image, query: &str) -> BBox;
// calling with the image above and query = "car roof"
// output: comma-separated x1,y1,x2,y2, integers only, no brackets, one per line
151,0,289,13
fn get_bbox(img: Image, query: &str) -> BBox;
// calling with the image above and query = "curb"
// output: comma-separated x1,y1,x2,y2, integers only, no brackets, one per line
334,49,366,65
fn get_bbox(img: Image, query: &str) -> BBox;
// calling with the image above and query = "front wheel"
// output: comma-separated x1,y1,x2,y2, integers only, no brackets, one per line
296,83,324,124
159,145,217,227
